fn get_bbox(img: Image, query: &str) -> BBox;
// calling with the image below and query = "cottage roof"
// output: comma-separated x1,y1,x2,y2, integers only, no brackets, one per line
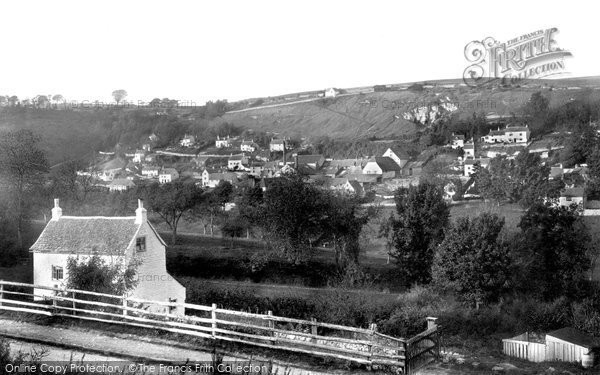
296,154,324,165
546,327,599,349
30,217,147,255
270,139,285,145
373,157,402,172
229,154,246,161
561,187,585,197
464,142,475,149
160,168,178,175
464,158,490,166
386,147,410,160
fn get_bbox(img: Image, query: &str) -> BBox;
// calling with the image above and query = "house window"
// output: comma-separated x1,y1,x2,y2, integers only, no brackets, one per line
136,237,146,252
52,266,63,280
566,197,572,202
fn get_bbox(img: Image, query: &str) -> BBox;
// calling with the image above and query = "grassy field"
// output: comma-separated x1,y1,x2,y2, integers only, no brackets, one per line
449,201,525,234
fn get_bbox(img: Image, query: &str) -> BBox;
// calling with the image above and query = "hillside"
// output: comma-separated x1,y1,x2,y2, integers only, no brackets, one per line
3,77,600,164
219,79,600,140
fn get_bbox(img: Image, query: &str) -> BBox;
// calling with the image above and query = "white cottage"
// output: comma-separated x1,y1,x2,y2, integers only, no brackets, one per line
30,199,186,314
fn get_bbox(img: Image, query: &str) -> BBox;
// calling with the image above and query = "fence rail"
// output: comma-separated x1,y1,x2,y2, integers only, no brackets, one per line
0,280,440,373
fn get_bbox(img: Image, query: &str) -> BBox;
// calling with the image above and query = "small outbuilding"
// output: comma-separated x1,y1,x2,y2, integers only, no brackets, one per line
545,327,598,364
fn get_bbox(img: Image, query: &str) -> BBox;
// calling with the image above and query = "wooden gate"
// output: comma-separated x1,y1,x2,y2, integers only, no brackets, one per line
404,318,441,374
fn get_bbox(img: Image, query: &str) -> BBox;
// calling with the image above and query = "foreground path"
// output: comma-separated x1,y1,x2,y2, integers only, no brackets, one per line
0,317,347,375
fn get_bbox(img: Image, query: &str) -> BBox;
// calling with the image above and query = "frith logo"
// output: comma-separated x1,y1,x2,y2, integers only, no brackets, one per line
463,28,572,87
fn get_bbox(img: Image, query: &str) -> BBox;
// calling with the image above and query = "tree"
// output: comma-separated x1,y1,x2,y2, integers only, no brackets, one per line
7,96,18,106
257,175,329,264
432,213,510,304
0,130,49,248
322,192,371,269
474,153,553,207
112,89,128,104
194,181,233,237
388,182,450,285
51,94,64,103
66,255,138,297
236,184,264,238
562,122,599,167
522,91,549,136
220,212,246,248
142,181,202,244
515,203,591,300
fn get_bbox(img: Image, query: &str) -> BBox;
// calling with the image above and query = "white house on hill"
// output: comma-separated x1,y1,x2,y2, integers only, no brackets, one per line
481,125,530,144
30,199,186,314
215,135,232,148
159,168,179,184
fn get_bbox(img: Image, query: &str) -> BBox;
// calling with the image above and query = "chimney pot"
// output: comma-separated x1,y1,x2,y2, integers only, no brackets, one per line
135,199,147,224
51,198,62,221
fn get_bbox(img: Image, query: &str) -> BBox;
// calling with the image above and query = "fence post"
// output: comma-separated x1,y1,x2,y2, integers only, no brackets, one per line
426,317,438,330
267,311,274,341
406,340,411,375
211,303,217,339
72,291,76,316
122,296,127,316
0,282,3,307
368,323,377,368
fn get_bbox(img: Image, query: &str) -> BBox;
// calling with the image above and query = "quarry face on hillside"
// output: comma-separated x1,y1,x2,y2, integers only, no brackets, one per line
219,84,600,140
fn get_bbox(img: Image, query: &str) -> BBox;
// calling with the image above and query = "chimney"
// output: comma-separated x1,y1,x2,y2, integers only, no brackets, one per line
51,198,62,221
135,199,147,224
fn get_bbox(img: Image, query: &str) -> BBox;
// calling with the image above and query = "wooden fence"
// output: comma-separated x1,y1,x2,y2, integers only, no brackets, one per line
502,333,547,363
0,280,440,373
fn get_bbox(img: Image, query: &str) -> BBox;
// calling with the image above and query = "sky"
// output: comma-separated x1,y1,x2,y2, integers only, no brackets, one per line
0,0,598,104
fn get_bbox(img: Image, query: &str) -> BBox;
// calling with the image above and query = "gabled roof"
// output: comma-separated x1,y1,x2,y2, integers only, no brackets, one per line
30,217,141,255
385,147,410,160
270,139,285,145
296,154,324,165
561,187,585,197
372,157,402,172
464,158,490,166
546,327,599,349
229,154,247,161
160,168,178,175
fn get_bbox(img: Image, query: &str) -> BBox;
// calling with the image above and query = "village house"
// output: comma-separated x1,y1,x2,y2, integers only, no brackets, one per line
142,143,152,152
30,199,186,314
464,157,491,177
201,170,238,188
382,147,410,169
132,150,145,164
108,178,136,192
141,166,160,178
158,168,179,184
463,141,475,158
362,157,402,179
324,88,338,98
558,187,586,208
481,124,530,144
402,160,425,177
295,154,326,170
450,134,465,149
240,140,258,153
180,134,196,147
269,139,291,152
215,135,232,148
323,178,364,196
228,154,249,171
